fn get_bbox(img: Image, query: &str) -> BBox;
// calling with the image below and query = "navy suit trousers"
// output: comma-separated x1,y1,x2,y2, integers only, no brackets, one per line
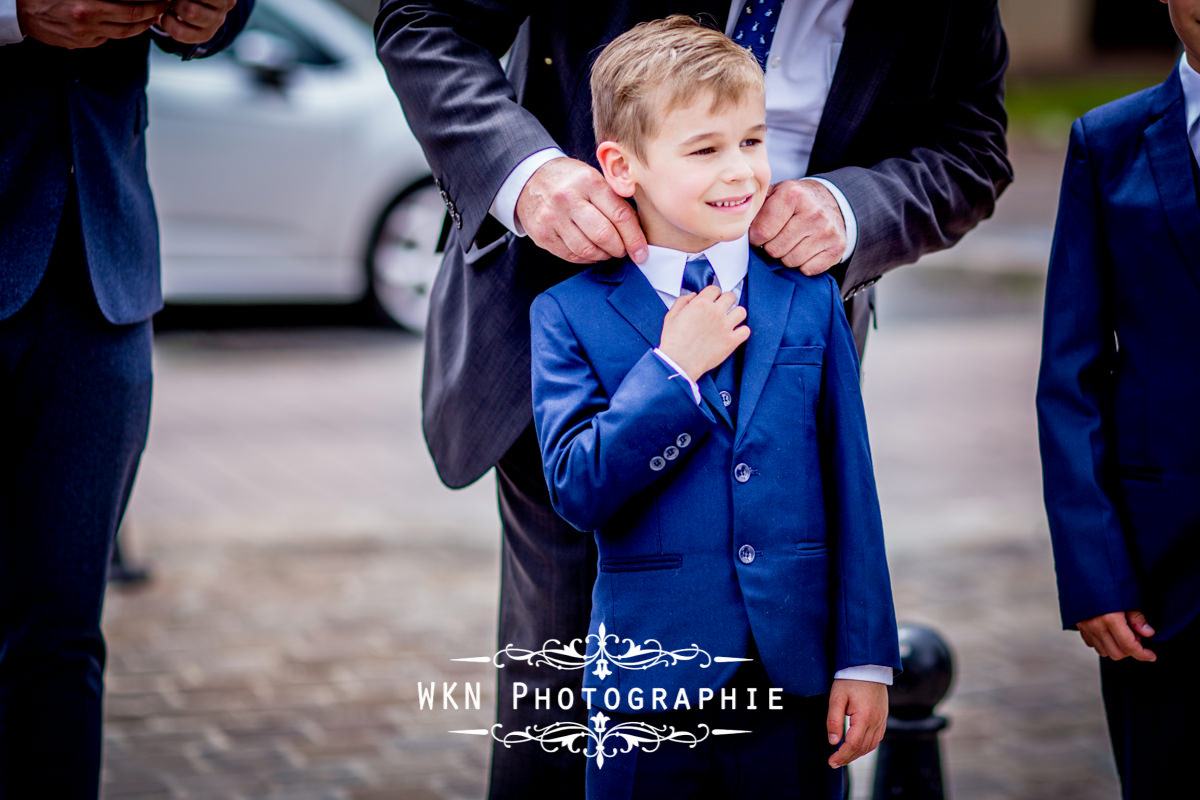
1100,616,1200,800
491,425,596,798
0,190,153,798
585,651,842,800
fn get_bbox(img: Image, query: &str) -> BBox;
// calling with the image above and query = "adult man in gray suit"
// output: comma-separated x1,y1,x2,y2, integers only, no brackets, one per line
376,2,1011,796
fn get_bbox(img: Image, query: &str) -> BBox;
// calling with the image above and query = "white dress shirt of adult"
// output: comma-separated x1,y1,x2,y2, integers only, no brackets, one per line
1,0,23,42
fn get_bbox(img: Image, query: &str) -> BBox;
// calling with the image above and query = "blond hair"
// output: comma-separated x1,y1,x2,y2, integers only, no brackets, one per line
590,15,764,160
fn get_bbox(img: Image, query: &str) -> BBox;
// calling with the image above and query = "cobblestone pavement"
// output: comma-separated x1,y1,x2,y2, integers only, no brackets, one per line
101,137,1122,799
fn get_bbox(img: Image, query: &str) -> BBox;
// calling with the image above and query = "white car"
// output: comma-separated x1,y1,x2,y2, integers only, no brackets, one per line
147,0,442,331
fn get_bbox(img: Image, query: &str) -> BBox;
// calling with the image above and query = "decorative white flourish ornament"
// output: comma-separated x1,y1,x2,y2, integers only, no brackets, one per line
493,622,725,680
487,717,727,770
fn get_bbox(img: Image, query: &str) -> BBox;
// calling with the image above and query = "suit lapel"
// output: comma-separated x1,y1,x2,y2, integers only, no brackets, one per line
605,261,665,348
809,0,904,173
1144,68,1200,295
735,252,792,447
605,261,734,429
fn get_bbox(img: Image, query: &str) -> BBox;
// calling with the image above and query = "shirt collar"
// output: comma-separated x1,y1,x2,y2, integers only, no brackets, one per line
1179,53,1200,163
638,235,750,299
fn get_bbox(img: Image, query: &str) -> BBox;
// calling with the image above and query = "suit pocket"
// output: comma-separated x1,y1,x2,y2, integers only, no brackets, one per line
600,554,683,573
463,228,513,265
775,345,823,365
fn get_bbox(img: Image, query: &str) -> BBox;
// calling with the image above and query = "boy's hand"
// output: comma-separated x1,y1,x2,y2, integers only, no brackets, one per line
1077,610,1157,662
658,285,748,382
826,679,888,769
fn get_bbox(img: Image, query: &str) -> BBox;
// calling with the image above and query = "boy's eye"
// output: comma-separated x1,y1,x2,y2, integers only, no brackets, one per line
690,147,716,156
741,138,763,148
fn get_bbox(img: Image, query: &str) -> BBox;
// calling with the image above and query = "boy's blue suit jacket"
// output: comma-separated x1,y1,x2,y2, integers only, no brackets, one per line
531,249,900,709
0,10,253,324
1038,64,1200,641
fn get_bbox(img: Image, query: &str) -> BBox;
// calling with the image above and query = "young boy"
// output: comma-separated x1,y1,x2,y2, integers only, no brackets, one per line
530,17,900,798
1037,2,1200,796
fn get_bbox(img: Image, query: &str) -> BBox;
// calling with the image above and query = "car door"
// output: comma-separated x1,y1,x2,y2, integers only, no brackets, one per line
147,1,362,298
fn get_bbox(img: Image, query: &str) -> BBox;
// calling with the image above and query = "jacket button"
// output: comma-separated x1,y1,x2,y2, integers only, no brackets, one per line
649,456,666,472
676,433,691,448
738,544,756,564
733,463,752,483
663,445,679,461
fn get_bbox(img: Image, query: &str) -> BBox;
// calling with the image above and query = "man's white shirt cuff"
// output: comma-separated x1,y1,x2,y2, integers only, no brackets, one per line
833,665,893,685
802,176,857,263
489,147,567,236
653,349,702,405
0,0,23,45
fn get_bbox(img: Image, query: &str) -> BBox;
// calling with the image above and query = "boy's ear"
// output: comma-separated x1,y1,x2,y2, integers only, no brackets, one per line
595,141,638,199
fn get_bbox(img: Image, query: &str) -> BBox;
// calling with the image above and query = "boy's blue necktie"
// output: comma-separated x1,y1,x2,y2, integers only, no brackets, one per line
682,254,718,295
731,0,785,70
682,255,740,422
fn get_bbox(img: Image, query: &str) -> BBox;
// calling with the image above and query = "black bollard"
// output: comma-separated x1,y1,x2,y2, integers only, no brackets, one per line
871,623,953,800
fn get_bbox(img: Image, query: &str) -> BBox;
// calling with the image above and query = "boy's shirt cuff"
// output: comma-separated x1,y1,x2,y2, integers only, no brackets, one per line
490,147,567,236
0,0,23,46
802,176,857,263
834,665,893,685
652,348,702,405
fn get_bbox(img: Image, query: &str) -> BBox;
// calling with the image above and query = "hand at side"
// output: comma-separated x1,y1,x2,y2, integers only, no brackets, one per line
1077,610,1157,662
826,678,888,769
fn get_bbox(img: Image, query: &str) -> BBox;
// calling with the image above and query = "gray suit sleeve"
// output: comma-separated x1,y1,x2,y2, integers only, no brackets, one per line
375,0,559,250
822,1,1012,294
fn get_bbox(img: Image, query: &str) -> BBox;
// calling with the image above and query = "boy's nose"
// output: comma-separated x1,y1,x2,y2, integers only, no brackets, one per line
720,154,755,181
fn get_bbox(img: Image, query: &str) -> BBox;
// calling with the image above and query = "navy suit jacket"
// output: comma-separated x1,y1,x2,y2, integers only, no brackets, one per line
375,0,1012,488
0,6,253,324
531,250,901,708
1037,65,1200,641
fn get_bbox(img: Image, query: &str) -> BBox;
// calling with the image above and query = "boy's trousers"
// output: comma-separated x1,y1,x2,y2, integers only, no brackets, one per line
586,648,843,800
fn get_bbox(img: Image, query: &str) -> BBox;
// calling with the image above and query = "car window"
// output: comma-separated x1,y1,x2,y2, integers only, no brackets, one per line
246,5,340,67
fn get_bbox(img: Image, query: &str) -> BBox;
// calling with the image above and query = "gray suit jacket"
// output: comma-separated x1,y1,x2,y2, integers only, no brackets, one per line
376,0,1012,488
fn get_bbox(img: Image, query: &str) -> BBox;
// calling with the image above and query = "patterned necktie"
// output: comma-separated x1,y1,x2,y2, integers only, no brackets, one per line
730,0,785,70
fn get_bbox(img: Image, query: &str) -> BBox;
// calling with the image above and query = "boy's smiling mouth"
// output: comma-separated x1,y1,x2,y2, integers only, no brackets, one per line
707,194,754,210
